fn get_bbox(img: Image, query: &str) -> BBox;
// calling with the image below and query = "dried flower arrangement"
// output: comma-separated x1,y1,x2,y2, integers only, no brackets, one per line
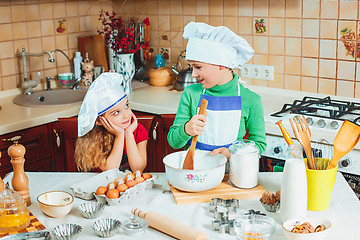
97,10,144,54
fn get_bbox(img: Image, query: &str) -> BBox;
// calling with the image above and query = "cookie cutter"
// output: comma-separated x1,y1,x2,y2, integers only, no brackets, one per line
212,216,236,235
209,198,240,217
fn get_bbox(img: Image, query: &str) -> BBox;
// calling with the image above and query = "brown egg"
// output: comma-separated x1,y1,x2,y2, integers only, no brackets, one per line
95,186,107,195
143,173,152,180
106,182,116,190
116,183,128,192
114,177,124,187
135,176,145,183
106,188,120,199
124,173,135,182
126,179,138,188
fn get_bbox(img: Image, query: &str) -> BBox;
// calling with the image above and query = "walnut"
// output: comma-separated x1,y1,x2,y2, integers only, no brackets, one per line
291,222,321,234
261,191,276,205
315,224,326,232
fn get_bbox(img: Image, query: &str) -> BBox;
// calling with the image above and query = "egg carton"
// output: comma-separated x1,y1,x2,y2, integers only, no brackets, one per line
70,169,157,203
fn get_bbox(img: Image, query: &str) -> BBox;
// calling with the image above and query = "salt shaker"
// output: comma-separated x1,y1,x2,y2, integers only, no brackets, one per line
228,140,260,189
280,157,307,223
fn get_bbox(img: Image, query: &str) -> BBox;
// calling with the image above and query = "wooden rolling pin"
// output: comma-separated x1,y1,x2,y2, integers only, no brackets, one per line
131,208,207,240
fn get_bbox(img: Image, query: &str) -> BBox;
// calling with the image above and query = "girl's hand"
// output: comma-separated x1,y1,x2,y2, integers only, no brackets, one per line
99,116,124,137
185,112,207,136
210,147,230,161
125,113,138,134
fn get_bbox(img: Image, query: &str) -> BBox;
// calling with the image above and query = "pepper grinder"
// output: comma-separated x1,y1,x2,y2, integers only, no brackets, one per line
0,151,4,192
7,138,31,206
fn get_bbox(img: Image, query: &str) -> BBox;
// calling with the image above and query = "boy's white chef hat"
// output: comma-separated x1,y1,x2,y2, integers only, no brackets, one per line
183,22,254,69
78,72,126,137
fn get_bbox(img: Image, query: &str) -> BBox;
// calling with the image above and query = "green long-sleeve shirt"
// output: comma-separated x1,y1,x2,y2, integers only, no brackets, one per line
167,74,267,154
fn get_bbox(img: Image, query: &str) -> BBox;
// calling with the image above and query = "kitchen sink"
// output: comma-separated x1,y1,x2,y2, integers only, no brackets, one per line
13,88,87,107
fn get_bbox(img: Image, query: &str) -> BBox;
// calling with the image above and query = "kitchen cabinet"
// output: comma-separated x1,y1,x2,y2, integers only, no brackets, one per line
0,124,54,178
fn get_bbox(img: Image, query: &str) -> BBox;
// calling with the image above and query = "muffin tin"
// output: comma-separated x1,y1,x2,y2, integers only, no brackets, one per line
77,202,105,219
92,218,121,238
51,224,82,240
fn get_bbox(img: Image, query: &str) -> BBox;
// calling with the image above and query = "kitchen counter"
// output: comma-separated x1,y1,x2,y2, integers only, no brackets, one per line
3,171,360,239
1,80,360,135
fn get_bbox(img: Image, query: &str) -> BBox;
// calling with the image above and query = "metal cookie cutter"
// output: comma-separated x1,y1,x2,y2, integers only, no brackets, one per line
212,216,236,235
209,198,240,235
209,198,240,217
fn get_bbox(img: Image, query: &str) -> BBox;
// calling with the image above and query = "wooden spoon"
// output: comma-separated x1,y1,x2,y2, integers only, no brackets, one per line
327,120,360,170
182,99,208,170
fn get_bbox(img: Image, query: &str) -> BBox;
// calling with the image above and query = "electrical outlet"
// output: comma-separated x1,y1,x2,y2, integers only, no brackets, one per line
240,64,252,78
160,47,170,62
240,64,274,80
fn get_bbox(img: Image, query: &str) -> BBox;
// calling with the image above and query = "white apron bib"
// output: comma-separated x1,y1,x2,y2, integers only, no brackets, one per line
189,83,242,151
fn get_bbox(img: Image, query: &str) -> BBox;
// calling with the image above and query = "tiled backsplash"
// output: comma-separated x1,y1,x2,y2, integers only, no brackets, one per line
1,0,360,98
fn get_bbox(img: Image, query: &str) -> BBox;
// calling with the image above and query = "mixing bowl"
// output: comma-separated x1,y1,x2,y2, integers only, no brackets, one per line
163,150,227,192
37,191,74,218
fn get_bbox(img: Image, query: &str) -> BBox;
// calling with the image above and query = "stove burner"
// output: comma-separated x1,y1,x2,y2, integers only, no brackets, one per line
271,96,360,121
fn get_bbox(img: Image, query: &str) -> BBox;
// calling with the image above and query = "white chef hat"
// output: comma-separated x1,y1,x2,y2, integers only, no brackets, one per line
183,22,254,69
78,72,126,137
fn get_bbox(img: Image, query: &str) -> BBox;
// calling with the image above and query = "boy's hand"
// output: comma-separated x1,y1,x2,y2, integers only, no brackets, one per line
99,116,125,137
185,112,207,136
210,147,230,160
125,113,138,134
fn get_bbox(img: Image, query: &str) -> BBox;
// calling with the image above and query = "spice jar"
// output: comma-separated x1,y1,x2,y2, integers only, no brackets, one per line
229,140,259,189
0,185,30,234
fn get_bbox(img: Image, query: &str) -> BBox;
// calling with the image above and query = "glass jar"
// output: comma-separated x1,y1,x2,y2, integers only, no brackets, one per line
0,187,30,234
229,140,259,189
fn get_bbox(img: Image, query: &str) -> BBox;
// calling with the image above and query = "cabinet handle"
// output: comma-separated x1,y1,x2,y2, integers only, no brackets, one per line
53,129,60,147
152,122,158,141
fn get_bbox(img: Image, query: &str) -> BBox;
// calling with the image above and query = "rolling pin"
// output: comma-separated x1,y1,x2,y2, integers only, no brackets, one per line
131,208,207,240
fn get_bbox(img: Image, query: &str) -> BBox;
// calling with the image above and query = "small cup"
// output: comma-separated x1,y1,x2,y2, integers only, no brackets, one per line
92,218,121,238
58,73,73,88
77,202,105,219
52,223,82,240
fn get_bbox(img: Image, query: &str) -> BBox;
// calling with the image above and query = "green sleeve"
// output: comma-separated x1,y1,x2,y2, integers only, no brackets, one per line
167,85,201,149
240,86,267,154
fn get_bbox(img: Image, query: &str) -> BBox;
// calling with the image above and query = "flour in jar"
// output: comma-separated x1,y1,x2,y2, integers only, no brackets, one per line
229,140,259,189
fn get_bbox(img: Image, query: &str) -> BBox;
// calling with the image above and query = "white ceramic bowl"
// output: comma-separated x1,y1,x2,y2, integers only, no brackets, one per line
282,218,331,240
37,191,74,218
163,150,227,192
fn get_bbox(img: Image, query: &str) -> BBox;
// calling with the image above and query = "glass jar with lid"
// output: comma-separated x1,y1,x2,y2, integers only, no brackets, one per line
0,185,30,234
228,140,260,189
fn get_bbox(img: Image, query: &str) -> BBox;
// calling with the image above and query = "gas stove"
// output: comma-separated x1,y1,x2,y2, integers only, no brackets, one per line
262,96,360,199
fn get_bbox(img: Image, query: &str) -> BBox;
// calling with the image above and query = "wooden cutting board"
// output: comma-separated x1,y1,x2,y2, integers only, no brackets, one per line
78,35,108,71
169,175,266,205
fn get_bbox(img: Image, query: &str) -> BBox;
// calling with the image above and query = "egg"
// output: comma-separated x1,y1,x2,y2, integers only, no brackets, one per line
135,176,145,183
126,179,138,188
95,186,107,195
106,182,116,190
116,183,128,192
143,173,152,180
114,177,124,186
106,188,120,199
124,173,135,182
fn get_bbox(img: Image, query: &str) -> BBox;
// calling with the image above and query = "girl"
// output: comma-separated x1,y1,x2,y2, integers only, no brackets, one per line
167,22,267,158
75,72,148,172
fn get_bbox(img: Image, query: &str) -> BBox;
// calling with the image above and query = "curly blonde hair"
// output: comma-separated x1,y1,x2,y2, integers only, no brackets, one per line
74,124,114,172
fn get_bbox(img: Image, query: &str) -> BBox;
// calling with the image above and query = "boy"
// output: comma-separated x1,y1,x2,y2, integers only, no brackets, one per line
167,22,266,157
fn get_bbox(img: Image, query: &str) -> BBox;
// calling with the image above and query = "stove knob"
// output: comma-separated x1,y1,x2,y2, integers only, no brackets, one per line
274,146,282,154
306,117,314,126
340,158,350,168
317,119,326,128
329,121,339,130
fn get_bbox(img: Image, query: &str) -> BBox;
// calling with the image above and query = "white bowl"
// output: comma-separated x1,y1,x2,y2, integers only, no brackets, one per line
37,191,74,218
163,150,227,192
282,218,331,240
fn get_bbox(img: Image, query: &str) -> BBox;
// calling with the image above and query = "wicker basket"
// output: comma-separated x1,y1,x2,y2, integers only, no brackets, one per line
148,67,175,86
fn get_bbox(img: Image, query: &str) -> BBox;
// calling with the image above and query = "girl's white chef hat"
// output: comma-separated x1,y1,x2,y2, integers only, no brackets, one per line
183,22,254,69
78,72,126,137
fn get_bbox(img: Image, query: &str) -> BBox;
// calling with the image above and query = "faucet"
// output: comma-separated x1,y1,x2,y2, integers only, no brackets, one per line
18,47,55,94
